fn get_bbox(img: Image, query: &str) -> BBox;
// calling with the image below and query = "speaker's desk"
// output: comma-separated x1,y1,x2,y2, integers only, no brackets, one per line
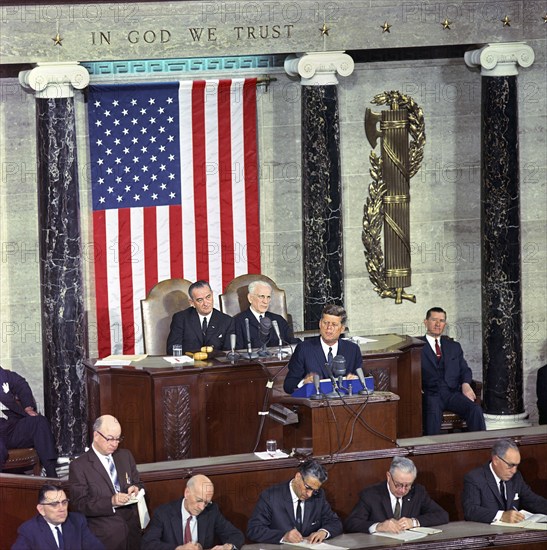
85,334,424,462
243,521,547,550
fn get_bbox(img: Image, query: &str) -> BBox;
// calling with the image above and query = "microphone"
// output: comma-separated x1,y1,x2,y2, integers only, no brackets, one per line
227,333,240,362
355,367,370,395
331,355,348,396
323,359,339,398
244,318,258,359
258,316,272,357
271,319,282,346
309,372,325,400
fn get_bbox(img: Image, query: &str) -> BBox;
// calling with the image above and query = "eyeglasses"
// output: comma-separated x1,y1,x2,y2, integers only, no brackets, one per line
253,294,271,301
389,475,413,490
96,430,124,443
41,499,70,509
497,455,519,469
302,479,320,496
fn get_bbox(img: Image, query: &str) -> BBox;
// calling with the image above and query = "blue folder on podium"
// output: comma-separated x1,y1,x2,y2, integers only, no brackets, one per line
291,376,374,398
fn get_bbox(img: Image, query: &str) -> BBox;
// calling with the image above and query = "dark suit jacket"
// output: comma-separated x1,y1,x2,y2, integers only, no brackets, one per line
141,498,244,550
419,336,473,394
537,364,547,425
12,512,105,550
0,366,37,435
462,463,547,523
246,481,343,543
283,337,363,394
166,308,234,354
69,447,143,550
345,481,449,532
234,309,299,350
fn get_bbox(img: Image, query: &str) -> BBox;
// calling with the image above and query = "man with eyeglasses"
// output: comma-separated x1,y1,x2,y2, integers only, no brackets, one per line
234,280,299,350
12,484,105,549
69,415,144,550
345,457,448,534
462,439,547,523
246,459,343,543
283,304,360,394
167,280,235,354
142,474,244,550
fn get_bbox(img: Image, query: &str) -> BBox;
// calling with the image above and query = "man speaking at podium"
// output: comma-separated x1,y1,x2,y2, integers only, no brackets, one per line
283,304,361,394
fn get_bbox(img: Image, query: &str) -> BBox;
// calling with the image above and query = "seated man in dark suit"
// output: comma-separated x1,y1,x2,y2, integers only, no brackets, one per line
234,280,299,350
462,439,547,523
167,280,235,354
13,484,105,550
142,474,244,550
283,304,360,395
0,365,58,477
345,457,448,534
419,307,486,435
247,459,343,544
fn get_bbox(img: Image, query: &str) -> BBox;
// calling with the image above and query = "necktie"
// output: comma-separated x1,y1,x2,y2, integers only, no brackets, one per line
327,347,333,365
295,500,302,528
56,526,64,549
184,516,193,544
435,339,442,361
107,455,120,492
393,498,401,520
202,316,208,335
499,480,507,509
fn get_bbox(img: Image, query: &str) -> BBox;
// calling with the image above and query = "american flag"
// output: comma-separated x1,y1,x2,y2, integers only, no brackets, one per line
87,79,260,356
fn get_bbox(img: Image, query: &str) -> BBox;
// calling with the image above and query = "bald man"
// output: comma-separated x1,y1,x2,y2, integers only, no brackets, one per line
69,415,143,550
142,474,244,550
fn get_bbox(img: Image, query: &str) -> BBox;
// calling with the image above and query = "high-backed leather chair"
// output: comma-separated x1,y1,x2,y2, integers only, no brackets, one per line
3,447,41,476
220,274,289,321
141,278,192,355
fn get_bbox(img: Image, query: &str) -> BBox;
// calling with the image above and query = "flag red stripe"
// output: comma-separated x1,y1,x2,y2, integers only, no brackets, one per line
143,207,158,295
93,211,111,357
243,78,261,272
218,80,235,289
169,204,183,278
117,209,135,353
192,81,209,281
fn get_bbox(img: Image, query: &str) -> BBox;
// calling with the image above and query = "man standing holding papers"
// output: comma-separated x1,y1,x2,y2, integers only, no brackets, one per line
462,439,547,523
345,457,449,534
283,304,360,394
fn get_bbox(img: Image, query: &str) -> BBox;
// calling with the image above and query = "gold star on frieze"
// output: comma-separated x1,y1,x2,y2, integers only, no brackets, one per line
543,13,547,23
320,23,330,36
52,32,63,46
501,15,511,27
442,19,452,30
381,21,392,33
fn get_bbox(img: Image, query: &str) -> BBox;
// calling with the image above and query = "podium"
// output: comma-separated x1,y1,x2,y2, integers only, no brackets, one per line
277,391,399,455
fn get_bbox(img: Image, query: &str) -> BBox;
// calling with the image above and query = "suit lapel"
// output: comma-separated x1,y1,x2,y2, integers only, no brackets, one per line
172,500,184,545
37,515,60,548
311,339,329,378
89,450,116,494
485,465,505,508
188,308,203,345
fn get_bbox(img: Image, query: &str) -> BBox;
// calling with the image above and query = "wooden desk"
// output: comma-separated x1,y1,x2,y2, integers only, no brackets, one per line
243,522,547,550
86,334,424,462
278,391,399,454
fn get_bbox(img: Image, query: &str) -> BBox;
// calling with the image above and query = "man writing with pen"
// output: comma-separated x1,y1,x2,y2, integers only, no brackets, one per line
246,459,343,543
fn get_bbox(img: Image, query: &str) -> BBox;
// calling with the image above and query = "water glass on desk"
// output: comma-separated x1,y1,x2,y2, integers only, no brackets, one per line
172,345,183,357
266,439,277,456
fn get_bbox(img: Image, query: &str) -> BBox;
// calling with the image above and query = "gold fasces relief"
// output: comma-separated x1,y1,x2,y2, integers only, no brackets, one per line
362,91,425,304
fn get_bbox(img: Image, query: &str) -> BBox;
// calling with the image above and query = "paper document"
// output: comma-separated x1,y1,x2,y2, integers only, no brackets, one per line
492,509,547,529
282,541,348,550
373,530,428,541
105,354,147,361
350,336,378,344
95,359,132,366
163,356,194,365
409,527,442,535
254,450,290,460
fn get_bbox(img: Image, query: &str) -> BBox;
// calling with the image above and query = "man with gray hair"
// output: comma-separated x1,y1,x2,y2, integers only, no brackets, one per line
462,439,547,523
234,279,299,349
345,457,449,534
247,459,343,543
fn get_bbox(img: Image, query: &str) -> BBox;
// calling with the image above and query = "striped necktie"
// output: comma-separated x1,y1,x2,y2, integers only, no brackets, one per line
107,455,120,492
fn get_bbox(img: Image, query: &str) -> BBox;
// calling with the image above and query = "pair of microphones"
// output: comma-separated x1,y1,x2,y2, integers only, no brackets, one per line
310,355,369,399
227,316,282,360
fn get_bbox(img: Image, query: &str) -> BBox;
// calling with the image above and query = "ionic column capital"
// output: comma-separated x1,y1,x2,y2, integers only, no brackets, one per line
284,51,354,85
464,42,534,77
19,62,90,98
